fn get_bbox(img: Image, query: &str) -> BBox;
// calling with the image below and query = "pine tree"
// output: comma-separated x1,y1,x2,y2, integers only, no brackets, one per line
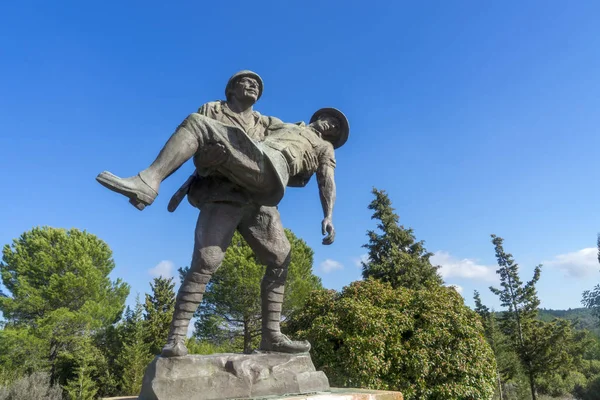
118,297,153,396
63,360,98,400
0,227,129,326
488,234,585,400
361,188,442,290
62,330,99,400
582,234,600,322
0,227,129,383
474,290,517,400
93,324,124,397
489,234,542,400
143,277,176,355
474,292,497,380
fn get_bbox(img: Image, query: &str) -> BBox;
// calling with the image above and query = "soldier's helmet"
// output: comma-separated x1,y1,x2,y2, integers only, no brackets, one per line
225,70,264,101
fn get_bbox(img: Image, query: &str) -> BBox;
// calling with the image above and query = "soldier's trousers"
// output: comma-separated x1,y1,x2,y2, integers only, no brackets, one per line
167,201,291,346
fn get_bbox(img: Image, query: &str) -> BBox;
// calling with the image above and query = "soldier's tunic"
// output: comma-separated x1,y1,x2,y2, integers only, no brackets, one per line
182,101,336,208
265,121,336,178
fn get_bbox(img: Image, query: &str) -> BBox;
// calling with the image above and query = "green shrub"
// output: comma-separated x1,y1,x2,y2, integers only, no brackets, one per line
537,370,587,397
185,338,239,355
286,280,497,399
0,372,63,400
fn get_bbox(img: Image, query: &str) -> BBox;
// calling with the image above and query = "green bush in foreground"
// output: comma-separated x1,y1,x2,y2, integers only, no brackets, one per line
286,279,496,400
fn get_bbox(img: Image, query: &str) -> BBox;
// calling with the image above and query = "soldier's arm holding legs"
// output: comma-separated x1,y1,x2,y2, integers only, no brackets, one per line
167,143,229,212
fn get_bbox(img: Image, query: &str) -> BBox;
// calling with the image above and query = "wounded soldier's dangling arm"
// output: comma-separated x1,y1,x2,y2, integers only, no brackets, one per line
317,157,336,245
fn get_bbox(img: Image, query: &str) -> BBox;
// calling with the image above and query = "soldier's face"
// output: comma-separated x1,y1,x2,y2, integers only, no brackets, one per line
314,115,341,140
231,77,260,103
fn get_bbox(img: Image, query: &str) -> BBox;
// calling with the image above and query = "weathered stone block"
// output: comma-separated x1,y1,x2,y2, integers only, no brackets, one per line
104,388,404,400
138,352,330,400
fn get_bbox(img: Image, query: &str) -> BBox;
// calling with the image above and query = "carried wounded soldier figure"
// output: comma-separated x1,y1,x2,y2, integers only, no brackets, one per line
96,107,349,215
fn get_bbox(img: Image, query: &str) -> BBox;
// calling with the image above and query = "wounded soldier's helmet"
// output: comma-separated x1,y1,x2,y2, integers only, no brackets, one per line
310,108,350,149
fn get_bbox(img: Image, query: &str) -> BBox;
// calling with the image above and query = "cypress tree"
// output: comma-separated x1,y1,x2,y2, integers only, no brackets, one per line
362,188,442,290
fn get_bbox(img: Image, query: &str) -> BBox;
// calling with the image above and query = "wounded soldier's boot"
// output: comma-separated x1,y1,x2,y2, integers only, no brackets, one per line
97,118,202,210
259,332,311,353
96,171,158,210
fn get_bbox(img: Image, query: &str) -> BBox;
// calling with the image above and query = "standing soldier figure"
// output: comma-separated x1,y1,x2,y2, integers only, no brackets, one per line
96,70,348,357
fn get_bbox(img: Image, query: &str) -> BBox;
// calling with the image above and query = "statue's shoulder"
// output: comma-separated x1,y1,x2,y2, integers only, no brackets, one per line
320,138,336,155
256,114,291,132
257,113,284,126
317,139,336,168
197,100,226,115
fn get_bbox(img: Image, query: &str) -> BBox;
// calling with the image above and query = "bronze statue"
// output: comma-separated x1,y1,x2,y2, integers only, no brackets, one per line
96,70,349,357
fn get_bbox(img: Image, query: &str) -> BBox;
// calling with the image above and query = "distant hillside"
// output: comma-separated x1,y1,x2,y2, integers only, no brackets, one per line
492,307,600,336
538,307,599,335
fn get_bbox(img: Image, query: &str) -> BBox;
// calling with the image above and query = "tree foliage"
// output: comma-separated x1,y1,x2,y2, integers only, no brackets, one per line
0,227,129,385
180,228,322,353
3,209,600,399
0,325,49,380
574,373,600,400
361,188,442,290
62,332,99,400
582,234,600,324
92,323,125,397
118,298,153,396
143,276,175,355
489,234,587,400
0,227,129,327
286,279,497,400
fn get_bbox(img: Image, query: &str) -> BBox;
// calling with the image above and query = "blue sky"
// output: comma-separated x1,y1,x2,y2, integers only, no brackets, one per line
1,1,600,316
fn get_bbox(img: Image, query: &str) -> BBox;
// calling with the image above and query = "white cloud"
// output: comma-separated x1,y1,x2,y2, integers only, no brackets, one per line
148,260,175,279
353,254,370,268
446,284,464,294
431,251,497,283
544,248,598,278
321,259,344,273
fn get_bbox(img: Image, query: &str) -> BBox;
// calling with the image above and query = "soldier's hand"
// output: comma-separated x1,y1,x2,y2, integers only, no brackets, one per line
321,218,335,245
196,142,228,168
302,151,319,172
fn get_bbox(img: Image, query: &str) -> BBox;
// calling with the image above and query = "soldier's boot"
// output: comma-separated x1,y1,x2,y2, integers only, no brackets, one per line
161,272,210,357
96,123,199,210
96,171,158,210
259,274,311,354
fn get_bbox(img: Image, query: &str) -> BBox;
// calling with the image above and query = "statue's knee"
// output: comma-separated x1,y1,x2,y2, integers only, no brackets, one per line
194,246,225,274
272,242,291,268
260,251,290,271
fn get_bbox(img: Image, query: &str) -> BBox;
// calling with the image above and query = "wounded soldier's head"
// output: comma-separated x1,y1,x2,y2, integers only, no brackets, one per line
309,108,349,149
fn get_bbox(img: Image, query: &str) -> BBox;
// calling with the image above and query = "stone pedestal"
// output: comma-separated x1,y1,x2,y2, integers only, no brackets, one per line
104,388,403,400
138,352,330,400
